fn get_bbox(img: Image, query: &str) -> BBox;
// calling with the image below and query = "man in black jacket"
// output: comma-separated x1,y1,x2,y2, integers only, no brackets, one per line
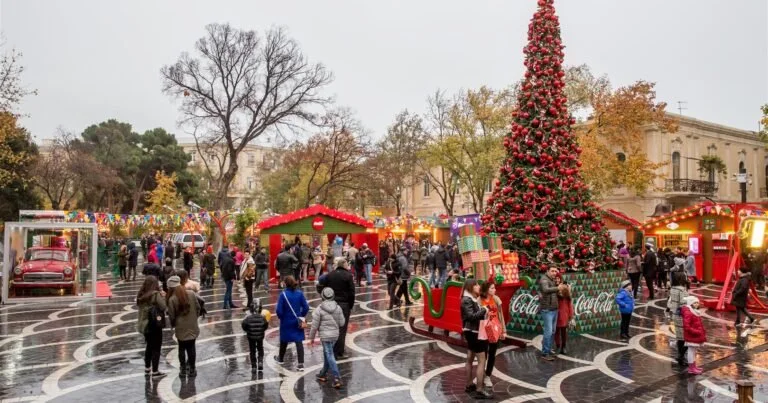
128,243,139,281
385,255,401,309
318,257,355,359
642,244,658,300
395,250,412,306
276,245,299,289
434,244,448,287
142,261,162,280
220,252,238,309
254,247,270,292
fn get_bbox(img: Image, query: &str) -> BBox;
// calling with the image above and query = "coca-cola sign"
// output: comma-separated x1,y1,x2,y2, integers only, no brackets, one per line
507,270,623,334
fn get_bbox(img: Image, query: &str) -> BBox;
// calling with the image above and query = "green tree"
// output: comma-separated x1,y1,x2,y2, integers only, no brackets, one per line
231,208,261,248
0,112,39,222
145,171,183,214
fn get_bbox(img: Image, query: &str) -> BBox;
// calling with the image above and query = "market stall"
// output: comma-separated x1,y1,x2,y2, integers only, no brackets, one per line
642,202,735,283
602,209,643,246
257,205,376,282
372,215,451,244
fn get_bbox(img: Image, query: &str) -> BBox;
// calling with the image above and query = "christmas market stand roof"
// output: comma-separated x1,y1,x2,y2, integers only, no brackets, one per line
602,209,642,229
641,201,735,230
257,204,373,234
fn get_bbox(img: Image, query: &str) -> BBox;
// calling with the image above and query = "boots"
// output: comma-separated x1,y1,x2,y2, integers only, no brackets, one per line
688,363,703,375
676,341,688,367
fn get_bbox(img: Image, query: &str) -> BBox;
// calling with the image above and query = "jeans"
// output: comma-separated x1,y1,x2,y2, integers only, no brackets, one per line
278,341,304,364
540,309,558,356
735,307,755,325
244,279,254,308
396,278,411,304
178,339,196,370
319,340,340,379
334,303,351,357
620,313,631,336
364,264,373,285
429,268,438,288
143,330,162,372
223,280,234,308
248,338,264,368
254,269,269,291
628,272,641,299
438,267,447,287
128,264,137,280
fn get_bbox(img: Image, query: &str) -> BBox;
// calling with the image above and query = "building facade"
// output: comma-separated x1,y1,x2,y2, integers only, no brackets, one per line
178,140,278,208
404,115,767,221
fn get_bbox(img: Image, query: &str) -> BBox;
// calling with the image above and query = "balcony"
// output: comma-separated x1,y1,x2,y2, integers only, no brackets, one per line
664,179,717,195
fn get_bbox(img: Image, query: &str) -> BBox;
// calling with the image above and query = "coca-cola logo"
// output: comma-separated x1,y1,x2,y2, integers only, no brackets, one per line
574,292,614,316
510,291,616,316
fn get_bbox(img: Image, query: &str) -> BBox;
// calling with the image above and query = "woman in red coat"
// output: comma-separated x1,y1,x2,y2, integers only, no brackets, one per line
554,279,574,355
680,296,707,375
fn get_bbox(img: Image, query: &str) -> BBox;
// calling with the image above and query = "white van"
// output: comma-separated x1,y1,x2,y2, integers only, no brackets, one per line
173,233,206,252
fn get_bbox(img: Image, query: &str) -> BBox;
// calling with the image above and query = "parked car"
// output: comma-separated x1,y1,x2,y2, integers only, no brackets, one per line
12,247,77,294
173,233,206,252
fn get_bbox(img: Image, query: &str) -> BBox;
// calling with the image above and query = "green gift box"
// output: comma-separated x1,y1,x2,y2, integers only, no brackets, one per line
458,225,476,237
458,235,484,254
487,233,503,252
472,261,492,281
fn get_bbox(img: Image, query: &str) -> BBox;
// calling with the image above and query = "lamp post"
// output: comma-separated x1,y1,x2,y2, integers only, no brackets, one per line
734,170,752,204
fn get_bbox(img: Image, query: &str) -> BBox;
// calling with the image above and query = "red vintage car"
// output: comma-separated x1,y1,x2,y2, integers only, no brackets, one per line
12,247,77,292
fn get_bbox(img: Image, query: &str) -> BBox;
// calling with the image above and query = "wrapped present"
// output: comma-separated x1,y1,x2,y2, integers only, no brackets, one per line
458,224,476,237
489,250,503,265
487,233,503,252
458,235,484,254
472,260,492,281
469,250,490,262
482,236,489,250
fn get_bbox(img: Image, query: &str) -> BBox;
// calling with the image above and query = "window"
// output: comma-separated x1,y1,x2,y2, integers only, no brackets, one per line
616,152,626,162
423,176,430,197
739,161,746,174
189,153,196,163
208,153,216,161
247,153,255,166
247,177,255,190
672,152,680,180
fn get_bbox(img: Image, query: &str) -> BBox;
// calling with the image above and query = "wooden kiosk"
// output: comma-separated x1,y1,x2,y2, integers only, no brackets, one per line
256,205,377,282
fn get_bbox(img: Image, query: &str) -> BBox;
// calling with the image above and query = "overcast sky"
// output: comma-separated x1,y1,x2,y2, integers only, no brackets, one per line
1,0,766,144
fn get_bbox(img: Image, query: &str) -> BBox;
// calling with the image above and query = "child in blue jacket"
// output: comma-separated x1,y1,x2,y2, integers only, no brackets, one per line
615,280,635,340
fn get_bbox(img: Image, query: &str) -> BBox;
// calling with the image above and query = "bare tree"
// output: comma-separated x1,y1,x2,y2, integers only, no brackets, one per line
0,41,37,112
416,90,459,215
161,24,333,209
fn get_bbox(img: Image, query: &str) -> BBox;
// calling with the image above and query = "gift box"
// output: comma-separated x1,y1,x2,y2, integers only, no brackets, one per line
461,250,489,269
489,250,503,265
458,235,484,254
472,261,492,281
458,224,476,237
487,233,503,252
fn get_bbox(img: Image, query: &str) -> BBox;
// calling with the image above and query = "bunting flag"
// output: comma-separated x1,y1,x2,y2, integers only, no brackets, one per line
59,210,237,228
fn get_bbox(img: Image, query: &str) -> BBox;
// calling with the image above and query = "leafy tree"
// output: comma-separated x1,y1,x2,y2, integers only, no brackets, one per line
416,90,460,215
423,86,512,213
231,208,261,248
369,110,427,215
0,113,39,221
145,171,183,214
161,23,333,210
575,81,677,198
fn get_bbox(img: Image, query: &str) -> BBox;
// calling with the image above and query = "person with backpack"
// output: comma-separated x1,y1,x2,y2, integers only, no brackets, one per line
136,275,167,377
385,255,402,309
317,257,356,359
166,275,201,378
360,244,376,286
128,243,139,281
309,287,346,389
479,282,505,389
395,249,412,306
242,300,270,373
274,276,309,371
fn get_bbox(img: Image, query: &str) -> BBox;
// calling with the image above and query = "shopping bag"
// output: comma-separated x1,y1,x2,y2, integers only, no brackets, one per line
478,319,488,340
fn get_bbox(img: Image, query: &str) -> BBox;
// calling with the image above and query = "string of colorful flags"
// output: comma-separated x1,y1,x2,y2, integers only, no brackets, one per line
60,210,237,227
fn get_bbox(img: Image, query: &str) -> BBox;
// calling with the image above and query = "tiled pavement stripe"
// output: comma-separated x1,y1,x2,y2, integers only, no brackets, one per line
409,363,464,402
338,385,412,403
179,377,282,402
595,340,768,402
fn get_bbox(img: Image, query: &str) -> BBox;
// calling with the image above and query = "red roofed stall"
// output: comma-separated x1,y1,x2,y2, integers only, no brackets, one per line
257,205,377,283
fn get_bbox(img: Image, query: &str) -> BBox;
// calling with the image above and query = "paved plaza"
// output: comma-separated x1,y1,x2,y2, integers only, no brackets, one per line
0,270,767,402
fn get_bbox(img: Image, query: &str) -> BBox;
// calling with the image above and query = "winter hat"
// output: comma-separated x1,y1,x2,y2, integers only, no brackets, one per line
167,275,181,289
620,280,631,289
684,296,699,307
322,287,335,301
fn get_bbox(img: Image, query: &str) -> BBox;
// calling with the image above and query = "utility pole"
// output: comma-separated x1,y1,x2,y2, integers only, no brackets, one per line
677,101,688,116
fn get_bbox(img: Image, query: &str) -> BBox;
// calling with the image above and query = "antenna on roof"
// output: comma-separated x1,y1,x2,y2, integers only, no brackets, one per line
677,101,688,116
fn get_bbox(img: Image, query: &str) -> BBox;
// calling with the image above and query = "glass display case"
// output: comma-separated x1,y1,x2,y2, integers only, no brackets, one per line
2,222,98,301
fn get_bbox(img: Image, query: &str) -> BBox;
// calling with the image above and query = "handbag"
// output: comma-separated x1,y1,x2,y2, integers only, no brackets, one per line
282,292,307,329
485,316,501,343
478,319,489,341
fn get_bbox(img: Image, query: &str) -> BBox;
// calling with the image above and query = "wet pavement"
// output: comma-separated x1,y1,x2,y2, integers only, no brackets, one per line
0,268,767,403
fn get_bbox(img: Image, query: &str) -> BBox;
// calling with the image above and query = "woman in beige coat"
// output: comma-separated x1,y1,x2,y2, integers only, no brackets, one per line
167,275,200,378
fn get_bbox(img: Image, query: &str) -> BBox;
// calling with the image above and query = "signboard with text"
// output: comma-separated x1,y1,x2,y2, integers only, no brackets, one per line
507,270,623,334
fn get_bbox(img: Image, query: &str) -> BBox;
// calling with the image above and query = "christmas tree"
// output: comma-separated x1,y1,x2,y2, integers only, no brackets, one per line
481,0,617,273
